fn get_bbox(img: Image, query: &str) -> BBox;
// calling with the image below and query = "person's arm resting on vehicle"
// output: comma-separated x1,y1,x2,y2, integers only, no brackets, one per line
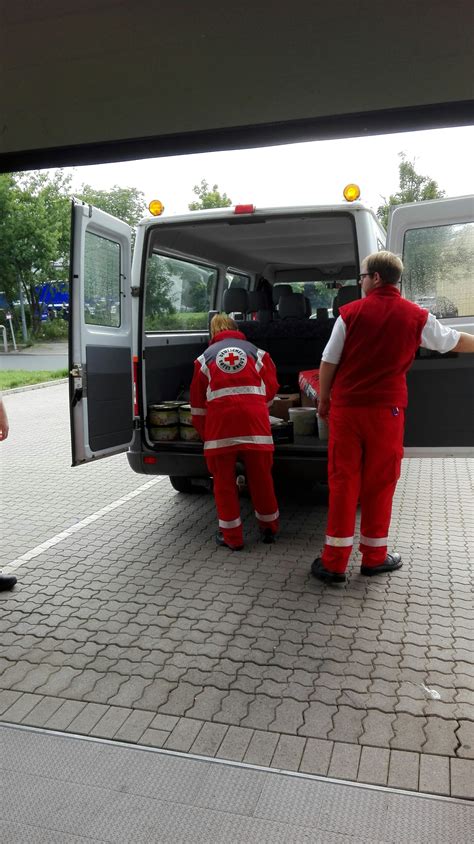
189,360,208,439
318,316,346,418
420,313,474,354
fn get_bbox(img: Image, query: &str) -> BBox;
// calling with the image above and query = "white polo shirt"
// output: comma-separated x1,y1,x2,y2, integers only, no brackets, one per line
322,312,461,365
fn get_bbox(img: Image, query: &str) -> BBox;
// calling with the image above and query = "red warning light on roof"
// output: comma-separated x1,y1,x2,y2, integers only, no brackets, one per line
234,204,255,214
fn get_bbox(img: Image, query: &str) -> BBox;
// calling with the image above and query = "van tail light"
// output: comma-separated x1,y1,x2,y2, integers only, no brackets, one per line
143,456,157,464
234,204,255,214
133,355,139,416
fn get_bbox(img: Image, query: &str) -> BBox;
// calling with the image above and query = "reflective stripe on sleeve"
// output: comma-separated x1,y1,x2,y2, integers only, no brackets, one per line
360,534,389,547
197,354,210,379
255,348,265,372
325,535,354,547
190,407,207,416
255,509,279,522
207,384,267,401
204,435,274,450
219,517,242,529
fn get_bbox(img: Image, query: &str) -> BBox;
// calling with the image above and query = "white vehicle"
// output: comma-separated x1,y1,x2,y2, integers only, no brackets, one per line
69,192,474,493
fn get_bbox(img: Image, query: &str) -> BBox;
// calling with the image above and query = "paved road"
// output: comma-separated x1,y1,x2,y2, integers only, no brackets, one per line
1,384,473,803
0,342,68,371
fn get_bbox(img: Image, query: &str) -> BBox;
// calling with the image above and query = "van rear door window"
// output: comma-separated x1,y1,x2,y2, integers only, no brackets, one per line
145,253,218,331
403,222,473,318
84,232,121,327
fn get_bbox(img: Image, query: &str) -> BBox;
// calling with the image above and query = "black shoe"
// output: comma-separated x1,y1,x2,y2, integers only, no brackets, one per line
360,552,402,577
0,573,17,591
215,532,243,551
311,558,346,585
262,529,276,544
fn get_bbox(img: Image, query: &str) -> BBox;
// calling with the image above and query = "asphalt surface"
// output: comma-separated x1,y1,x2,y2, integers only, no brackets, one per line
0,342,68,371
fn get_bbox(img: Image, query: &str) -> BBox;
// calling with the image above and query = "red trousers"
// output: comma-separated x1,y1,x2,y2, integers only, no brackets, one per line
322,405,404,574
206,450,279,547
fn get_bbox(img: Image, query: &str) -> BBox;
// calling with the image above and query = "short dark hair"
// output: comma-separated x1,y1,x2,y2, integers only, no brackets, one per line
365,251,403,284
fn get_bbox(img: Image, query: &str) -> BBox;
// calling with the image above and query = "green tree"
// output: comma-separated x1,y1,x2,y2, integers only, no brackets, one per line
188,179,232,211
377,153,445,229
77,184,147,227
0,170,71,334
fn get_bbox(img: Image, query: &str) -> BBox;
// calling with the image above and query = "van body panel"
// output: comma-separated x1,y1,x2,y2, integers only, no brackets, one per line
387,196,474,454
69,201,134,466
71,197,474,480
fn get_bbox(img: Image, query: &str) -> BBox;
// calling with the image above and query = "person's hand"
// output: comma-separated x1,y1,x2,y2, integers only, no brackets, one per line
0,402,9,440
317,397,330,420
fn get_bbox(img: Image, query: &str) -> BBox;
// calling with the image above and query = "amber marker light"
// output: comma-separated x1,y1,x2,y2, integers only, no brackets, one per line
149,200,165,216
343,184,361,202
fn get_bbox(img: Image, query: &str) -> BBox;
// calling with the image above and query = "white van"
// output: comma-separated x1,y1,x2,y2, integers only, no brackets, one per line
69,194,474,492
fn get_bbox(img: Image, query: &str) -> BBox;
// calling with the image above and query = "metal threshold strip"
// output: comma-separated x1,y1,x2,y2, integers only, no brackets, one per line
2,721,472,807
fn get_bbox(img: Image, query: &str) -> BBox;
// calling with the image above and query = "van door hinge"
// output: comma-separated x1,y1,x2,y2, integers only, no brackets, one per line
131,286,140,297
70,364,87,405
133,419,142,430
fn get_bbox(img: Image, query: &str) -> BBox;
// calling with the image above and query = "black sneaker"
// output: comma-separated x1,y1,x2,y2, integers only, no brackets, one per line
360,552,402,577
262,529,276,544
311,558,346,585
0,573,17,591
215,532,243,551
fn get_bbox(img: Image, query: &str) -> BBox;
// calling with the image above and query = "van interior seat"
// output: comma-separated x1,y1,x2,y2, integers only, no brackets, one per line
332,285,360,318
272,284,292,305
279,292,307,319
223,287,249,316
316,307,329,320
240,316,335,386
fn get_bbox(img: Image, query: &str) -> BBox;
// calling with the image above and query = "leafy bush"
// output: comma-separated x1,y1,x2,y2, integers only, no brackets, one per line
145,312,208,332
36,320,69,340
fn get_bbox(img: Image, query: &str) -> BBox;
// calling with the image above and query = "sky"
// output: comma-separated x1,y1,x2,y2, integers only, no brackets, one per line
60,125,473,218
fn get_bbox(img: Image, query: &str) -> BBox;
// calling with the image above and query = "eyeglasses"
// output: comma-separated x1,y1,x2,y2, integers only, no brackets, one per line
358,272,372,282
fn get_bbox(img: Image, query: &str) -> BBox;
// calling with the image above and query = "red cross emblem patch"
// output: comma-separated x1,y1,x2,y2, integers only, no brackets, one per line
216,346,247,373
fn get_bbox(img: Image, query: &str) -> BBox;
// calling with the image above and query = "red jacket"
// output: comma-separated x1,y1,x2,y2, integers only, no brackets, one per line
331,285,429,408
190,329,279,455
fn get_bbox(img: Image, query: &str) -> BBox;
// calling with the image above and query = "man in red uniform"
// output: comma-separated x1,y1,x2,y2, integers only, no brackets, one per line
312,251,474,585
191,314,280,550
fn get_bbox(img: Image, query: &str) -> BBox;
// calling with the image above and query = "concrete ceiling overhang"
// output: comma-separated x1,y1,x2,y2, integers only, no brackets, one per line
1,0,473,171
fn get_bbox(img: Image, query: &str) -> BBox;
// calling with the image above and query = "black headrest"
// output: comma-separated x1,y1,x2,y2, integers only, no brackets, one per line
223,287,248,314
316,307,329,321
333,286,359,318
248,290,268,312
272,284,292,305
279,292,307,319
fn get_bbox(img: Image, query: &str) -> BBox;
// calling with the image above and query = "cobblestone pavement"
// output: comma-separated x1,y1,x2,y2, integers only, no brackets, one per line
1,384,473,800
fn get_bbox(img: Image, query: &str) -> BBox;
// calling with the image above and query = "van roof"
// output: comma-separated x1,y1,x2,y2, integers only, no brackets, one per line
141,204,372,278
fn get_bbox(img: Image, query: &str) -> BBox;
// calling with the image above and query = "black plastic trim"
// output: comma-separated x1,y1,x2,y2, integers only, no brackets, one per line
2,101,473,172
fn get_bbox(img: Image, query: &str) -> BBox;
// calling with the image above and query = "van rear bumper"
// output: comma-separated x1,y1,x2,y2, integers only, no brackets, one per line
127,441,328,482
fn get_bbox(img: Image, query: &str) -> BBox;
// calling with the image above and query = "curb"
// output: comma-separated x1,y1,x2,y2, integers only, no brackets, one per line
2,378,68,396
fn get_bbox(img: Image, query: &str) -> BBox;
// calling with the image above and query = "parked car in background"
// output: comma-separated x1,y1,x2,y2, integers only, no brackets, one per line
415,295,459,318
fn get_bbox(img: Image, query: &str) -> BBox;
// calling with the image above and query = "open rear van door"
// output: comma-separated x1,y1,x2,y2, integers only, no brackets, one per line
387,196,474,454
69,200,134,465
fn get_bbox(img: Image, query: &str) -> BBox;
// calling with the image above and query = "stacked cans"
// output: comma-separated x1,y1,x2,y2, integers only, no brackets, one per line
148,402,201,442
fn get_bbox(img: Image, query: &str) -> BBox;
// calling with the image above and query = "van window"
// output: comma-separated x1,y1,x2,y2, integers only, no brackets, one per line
402,222,473,318
145,253,218,331
84,232,121,327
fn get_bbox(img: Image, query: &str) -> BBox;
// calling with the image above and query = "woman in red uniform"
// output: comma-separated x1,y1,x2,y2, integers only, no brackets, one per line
190,314,280,550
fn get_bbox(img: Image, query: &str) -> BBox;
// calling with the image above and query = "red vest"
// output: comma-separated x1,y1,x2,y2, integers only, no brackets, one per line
331,285,428,408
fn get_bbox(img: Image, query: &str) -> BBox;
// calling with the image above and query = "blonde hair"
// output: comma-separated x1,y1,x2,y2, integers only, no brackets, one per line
210,313,238,338
365,251,403,284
